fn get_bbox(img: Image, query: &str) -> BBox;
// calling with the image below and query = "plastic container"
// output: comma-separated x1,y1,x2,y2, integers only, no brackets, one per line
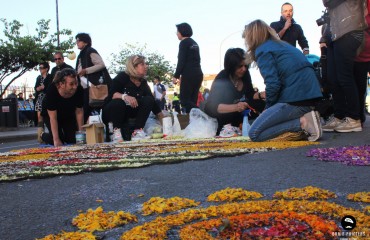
242,109,251,137
75,131,86,144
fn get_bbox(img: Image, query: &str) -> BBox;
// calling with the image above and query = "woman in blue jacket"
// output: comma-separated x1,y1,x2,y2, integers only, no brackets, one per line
243,19,323,142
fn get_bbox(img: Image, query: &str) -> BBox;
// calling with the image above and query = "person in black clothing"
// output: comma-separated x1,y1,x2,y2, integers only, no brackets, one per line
41,69,84,147
34,62,53,142
17,92,24,101
50,52,73,79
103,55,164,142
75,33,112,123
270,2,309,54
204,48,266,134
172,22,203,114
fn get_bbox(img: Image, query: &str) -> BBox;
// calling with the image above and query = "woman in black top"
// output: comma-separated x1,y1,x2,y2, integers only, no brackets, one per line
34,62,53,142
204,48,265,134
103,55,164,141
172,22,203,114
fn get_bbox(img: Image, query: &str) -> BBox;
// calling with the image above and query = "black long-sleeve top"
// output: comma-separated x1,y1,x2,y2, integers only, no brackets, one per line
174,38,203,78
105,71,161,115
34,74,53,99
270,17,309,50
204,69,255,118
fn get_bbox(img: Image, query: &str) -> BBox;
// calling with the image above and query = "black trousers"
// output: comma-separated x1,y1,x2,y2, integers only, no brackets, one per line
42,115,77,145
327,31,364,120
179,73,203,113
103,96,155,130
354,61,370,122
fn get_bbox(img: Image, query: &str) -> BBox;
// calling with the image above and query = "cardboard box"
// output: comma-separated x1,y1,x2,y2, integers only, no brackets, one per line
82,123,105,144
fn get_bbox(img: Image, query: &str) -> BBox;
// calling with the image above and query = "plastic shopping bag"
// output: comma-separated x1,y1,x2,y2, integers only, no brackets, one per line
184,108,218,138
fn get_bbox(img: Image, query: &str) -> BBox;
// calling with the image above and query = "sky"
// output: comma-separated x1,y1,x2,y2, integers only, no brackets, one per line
1,0,325,90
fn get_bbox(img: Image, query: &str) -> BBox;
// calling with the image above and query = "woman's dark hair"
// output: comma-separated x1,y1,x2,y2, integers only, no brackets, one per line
176,23,193,37
39,62,50,70
224,48,246,76
53,68,77,84
75,33,92,47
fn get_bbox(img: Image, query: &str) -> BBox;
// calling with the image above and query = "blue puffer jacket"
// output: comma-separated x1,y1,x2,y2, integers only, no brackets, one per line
255,40,322,108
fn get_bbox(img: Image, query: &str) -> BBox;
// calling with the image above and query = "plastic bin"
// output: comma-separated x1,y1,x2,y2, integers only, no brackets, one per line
0,98,19,127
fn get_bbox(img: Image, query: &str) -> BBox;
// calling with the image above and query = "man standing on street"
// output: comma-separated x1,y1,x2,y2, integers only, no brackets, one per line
50,52,74,79
270,2,310,55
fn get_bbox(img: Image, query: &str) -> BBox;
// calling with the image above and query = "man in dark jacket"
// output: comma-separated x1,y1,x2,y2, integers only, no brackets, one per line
50,52,73,79
270,2,309,55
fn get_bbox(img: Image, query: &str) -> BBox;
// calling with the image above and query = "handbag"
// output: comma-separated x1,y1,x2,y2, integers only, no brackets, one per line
89,83,108,108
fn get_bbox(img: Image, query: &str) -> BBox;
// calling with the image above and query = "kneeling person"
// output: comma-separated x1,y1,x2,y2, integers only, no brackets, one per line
41,69,84,147
103,55,164,142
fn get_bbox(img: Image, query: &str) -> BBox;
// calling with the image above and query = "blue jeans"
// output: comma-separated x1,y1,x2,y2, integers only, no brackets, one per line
249,103,311,142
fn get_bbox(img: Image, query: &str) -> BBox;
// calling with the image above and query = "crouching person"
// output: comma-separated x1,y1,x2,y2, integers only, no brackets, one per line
103,55,164,142
41,69,84,147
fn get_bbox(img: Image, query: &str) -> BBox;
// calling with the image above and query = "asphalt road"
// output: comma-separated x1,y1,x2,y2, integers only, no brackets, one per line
0,123,369,239
0,139,39,153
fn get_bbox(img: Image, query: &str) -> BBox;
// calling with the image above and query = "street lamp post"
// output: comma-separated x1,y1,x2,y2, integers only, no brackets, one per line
56,0,60,48
219,30,242,70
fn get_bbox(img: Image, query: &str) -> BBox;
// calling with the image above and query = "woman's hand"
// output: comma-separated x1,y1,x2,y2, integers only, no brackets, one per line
172,77,179,84
125,95,138,108
235,102,249,112
254,91,266,100
78,69,87,77
37,84,44,92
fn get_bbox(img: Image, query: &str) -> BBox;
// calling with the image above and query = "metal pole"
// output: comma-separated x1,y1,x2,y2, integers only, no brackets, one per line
56,0,60,48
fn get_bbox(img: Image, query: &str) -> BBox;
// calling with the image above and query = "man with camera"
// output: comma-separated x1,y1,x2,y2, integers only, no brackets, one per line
321,0,368,133
270,2,309,55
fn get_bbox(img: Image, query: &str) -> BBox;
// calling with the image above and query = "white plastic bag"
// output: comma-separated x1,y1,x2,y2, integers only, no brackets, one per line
172,112,182,136
184,108,218,138
162,117,173,136
144,113,162,135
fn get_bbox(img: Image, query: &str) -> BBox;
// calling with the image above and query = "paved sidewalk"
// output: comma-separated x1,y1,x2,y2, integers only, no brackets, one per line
0,127,37,143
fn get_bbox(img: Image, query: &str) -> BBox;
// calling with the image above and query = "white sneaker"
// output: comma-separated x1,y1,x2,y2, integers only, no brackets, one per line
113,128,124,143
301,111,322,141
322,116,342,132
334,117,362,132
131,129,150,141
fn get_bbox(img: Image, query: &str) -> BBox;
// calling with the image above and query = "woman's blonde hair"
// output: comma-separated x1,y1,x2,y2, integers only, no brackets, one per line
125,55,146,78
243,19,279,63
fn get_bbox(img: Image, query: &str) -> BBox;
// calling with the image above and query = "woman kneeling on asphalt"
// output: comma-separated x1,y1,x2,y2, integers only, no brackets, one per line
243,19,323,142
204,47,266,136
102,55,164,142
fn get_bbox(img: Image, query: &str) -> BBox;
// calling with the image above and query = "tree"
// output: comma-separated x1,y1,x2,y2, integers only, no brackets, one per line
109,43,175,85
0,18,74,98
